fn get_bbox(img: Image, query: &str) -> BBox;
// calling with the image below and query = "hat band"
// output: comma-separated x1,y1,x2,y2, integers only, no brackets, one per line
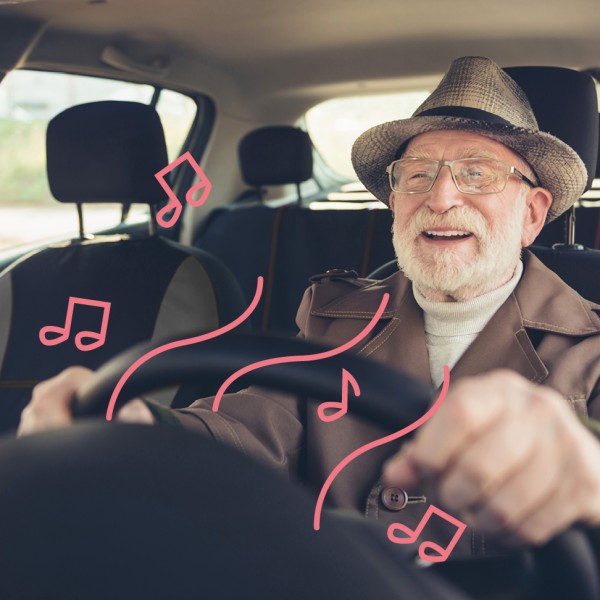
417,106,513,126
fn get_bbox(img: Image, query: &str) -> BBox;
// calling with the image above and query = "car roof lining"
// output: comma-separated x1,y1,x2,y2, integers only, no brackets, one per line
1,0,600,122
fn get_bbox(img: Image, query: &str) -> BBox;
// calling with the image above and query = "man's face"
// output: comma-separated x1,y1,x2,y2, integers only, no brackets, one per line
389,130,549,301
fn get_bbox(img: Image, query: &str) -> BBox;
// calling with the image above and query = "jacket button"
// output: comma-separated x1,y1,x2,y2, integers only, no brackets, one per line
380,487,408,511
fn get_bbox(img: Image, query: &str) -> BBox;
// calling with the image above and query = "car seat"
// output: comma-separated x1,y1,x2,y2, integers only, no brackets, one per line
0,100,248,432
194,126,395,334
370,66,600,304
505,66,599,250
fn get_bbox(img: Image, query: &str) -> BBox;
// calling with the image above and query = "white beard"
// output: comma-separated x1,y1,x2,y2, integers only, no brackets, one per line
393,198,526,301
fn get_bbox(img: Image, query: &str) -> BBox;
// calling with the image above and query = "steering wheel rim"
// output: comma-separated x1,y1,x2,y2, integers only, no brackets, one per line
72,332,433,428
72,331,599,600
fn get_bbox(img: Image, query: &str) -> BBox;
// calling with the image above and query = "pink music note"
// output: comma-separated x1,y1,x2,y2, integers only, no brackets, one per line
39,296,111,352
387,504,466,563
155,151,212,228
317,368,359,422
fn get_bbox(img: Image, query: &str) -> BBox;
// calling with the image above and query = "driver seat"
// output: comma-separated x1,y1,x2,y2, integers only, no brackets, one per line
0,100,247,432
371,66,600,304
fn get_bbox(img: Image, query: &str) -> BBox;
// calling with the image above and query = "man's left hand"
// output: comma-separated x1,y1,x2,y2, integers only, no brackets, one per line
383,369,600,545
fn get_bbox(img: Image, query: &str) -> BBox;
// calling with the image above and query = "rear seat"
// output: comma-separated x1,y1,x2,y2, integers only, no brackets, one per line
193,126,394,334
194,201,394,335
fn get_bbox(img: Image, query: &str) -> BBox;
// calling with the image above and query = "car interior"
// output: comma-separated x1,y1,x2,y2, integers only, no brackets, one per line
0,0,599,598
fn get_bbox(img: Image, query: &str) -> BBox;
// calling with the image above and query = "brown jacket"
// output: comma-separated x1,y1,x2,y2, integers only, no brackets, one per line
174,250,600,557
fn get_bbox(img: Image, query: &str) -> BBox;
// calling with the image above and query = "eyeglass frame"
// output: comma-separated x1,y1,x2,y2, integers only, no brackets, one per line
385,157,538,195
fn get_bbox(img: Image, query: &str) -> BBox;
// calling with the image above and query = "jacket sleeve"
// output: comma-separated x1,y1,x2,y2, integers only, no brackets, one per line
153,285,317,477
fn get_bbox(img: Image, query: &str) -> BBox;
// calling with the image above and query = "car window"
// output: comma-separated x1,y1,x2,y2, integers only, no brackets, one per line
305,91,431,181
0,70,197,253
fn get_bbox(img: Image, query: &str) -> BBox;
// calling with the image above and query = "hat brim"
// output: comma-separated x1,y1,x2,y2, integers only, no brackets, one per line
351,116,588,222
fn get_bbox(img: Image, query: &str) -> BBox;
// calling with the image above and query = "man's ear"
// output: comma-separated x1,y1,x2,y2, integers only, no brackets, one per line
388,192,396,213
521,187,553,247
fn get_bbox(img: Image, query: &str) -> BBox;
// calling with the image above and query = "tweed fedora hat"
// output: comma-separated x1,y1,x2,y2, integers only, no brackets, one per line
351,56,588,222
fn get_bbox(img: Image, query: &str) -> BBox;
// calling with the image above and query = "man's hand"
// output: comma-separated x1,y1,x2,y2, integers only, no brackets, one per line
17,366,155,437
383,370,600,545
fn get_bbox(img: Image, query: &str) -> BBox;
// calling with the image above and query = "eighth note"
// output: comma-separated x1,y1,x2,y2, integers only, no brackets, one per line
155,151,212,228
39,296,111,352
317,368,360,422
387,504,466,563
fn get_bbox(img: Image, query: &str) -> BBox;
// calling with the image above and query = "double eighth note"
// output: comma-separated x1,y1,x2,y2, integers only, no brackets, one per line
387,504,466,563
39,296,111,352
154,151,212,228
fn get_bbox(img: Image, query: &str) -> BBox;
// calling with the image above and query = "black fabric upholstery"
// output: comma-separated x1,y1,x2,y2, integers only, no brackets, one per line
528,245,600,303
194,204,395,333
47,101,169,204
194,205,280,328
271,207,394,332
238,126,313,186
504,66,598,189
3,238,182,378
504,67,600,249
0,237,248,432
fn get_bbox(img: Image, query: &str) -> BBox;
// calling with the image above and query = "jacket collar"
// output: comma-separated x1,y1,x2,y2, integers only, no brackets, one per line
311,250,600,386
312,250,600,334
514,250,600,335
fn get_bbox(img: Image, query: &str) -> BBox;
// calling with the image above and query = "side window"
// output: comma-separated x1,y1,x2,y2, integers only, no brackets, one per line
0,70,198,253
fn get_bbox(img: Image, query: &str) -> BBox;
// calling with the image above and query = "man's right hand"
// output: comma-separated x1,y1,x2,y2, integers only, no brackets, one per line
17,366,155,437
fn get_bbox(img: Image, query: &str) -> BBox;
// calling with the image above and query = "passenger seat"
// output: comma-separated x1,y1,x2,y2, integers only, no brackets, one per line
0,101,247,432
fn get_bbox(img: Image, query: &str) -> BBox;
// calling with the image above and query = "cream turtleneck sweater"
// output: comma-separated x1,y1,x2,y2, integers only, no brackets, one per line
412,261,524,388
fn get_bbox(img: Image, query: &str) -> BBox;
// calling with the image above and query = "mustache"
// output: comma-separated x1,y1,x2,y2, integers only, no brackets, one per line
403,207,488,240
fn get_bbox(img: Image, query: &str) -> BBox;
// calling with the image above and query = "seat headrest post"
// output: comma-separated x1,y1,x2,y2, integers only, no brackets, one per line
296,182,302,205
552,207,584,250
567,206,577,246
120,204,131,224
148,205,157,236
76,203,85,240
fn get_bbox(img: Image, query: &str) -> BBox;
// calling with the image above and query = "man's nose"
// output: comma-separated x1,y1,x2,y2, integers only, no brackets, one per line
424,165,466,213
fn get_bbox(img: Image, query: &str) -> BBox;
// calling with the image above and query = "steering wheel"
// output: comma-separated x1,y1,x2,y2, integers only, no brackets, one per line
72,332,600,599
2,333,597,599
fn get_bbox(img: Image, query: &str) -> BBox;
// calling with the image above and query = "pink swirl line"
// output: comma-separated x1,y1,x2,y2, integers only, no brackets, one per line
104,277,264,420
211,293,390,412
313,365,450,530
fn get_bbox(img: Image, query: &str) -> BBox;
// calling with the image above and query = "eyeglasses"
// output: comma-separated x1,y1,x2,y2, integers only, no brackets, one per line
386,157,538,195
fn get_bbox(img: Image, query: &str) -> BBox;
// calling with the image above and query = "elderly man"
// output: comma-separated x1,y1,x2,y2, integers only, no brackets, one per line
19,57,600,557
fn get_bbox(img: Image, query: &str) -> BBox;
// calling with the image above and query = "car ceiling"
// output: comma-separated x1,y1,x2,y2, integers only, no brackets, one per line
1,0,600,120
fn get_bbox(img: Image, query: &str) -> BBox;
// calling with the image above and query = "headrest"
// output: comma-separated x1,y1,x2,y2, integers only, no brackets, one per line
238,126,313,186
47,101,169,204
504,66,599,190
